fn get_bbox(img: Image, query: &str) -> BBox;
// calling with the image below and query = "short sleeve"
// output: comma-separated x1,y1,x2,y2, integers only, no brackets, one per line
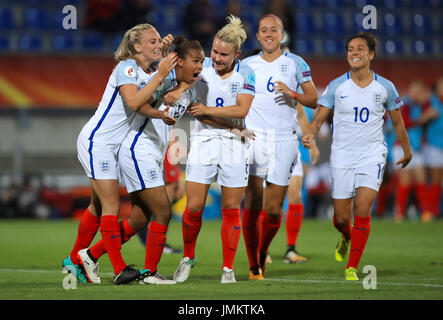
286,53,312,85
115,59,138,87
317,85,335,109
237,63,256,96
317,73,348,109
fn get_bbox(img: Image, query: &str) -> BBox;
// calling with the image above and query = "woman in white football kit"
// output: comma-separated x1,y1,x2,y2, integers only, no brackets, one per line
63,24,177,285
241,14,318,279
174,15,256,284
302,32,412,281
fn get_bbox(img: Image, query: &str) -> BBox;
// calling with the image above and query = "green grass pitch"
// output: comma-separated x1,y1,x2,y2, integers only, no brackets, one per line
0,218,442,300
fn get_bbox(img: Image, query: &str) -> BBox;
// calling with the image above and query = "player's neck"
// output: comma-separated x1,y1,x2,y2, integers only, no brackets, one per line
216,63,235,79
134,55,155,74
261,48,283,62
350,68,373,88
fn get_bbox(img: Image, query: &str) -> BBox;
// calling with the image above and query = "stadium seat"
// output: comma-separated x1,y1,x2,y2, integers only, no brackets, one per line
410,0,431,7
23,7,48,30
294,0,316,8
18,34,44,51
295,39,315,55
324,0,346,8
81,33,104,51
382,39,403,56
383,0,403,9
353,13,366,33
0,34,11,51
411,39,432,55
382,13,403,36
322,39,345,55
295,12,316,35
0,8,15,29
147,11,167,31
323,13,344,35
51,33,74,52
111,33,124,51
411,13,432,35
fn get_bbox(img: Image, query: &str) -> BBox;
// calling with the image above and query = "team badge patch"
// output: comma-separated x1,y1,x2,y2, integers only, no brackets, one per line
229,82,240,95
281,64,288,73
147,169,159,182
395,97,402,104
99,161,110,173
124,66,137,78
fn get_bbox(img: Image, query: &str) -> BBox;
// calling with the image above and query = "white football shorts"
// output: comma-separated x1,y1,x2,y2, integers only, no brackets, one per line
424,144,443,168
248,136,299,186
185,135,249,188
77,129,119,180
331,160,386,199
118,144,165,193
393,145,423,169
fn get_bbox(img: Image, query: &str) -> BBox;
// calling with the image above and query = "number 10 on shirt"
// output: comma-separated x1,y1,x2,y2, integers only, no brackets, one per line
354,106,369,123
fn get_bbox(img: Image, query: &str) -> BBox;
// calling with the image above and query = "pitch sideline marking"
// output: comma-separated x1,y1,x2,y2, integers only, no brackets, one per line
1,268,442,288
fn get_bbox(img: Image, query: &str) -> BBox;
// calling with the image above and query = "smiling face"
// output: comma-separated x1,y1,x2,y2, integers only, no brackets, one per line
346,37,374,71
177,49,205,84
135,29,163,64
256,16,284,54
210,38,239,74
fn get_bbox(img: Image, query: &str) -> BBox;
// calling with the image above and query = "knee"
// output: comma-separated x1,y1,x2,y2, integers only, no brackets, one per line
334,215,350,228
186,198,205,213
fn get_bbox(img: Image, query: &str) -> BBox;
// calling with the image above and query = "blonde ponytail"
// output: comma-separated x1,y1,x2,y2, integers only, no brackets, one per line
215,15,247,52
114,23,156,61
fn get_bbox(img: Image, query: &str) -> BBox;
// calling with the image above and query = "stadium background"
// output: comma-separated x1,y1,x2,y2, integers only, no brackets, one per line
0,0,442,221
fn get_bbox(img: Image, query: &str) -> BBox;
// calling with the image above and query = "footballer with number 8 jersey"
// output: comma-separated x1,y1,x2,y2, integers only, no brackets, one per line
175,15,256,284
241,14,318,280
302,32,412,281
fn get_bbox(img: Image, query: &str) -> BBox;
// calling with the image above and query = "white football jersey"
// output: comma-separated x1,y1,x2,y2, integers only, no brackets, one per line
82,59,157,145
122,69,197,162
191,57,256,138
243,51,312,141
318,71,403,168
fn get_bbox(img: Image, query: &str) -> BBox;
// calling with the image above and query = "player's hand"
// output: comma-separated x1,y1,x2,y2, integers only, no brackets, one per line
158,52,177,78
161,106,176,125
309,140,320,165
302,133,314,149
230,128,256,143
164,85,184,106
161,34,174,57
188,102,208,117
274,81,296,100
396,151,412,168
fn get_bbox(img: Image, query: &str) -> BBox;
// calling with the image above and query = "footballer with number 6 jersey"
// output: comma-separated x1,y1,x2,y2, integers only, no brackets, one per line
302,32,412,281
240,14,318,280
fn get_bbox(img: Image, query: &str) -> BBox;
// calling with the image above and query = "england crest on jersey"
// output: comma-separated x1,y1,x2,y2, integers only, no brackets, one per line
281,64,289,73
229,82,240,95
373,92,382,104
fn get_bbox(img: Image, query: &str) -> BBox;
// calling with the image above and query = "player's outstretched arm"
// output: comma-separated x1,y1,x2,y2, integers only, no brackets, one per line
120,53,178,111
302,104,330,149
389,108,413,168
188,94,254,119
296,103,320,164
